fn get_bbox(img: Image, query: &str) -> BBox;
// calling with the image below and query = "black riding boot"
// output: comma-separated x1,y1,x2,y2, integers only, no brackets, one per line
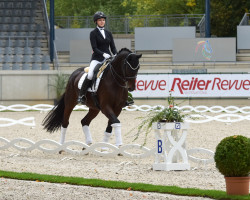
78,78,92,104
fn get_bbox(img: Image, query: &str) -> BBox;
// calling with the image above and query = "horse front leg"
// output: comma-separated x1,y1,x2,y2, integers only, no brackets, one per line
81,108,100,145
103,120,112,143
102,107,122,147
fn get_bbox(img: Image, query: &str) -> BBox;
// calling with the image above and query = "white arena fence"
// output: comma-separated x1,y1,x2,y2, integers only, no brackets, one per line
1,104,250,113
1,104,250,124
0,104,249,167
0,117,35,127
0,137,215,166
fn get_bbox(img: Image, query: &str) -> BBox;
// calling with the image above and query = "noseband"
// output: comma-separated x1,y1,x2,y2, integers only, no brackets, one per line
110,53,140,88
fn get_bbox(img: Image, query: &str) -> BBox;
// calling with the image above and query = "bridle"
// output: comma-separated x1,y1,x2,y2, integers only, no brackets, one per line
110,53,140,88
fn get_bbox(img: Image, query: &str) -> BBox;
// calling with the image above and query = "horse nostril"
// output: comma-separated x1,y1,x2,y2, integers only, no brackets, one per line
128,87,134,92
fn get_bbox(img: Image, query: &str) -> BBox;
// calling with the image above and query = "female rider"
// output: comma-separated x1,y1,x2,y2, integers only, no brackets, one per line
78,11,117,104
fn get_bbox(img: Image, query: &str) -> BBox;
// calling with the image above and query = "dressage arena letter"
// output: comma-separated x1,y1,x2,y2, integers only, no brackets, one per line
136,80,167,91
158,140,163,153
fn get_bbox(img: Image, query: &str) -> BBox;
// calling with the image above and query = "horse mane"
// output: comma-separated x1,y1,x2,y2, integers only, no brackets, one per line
117,48,132,55
111,48,132,66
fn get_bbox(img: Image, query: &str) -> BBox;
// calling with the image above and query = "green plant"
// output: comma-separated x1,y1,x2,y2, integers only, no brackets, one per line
214,135,250,177
50,72,69,101
127,91,134,105
133,90,188,144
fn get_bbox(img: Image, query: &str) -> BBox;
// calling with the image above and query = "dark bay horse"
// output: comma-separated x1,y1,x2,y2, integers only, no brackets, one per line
42,48,142,147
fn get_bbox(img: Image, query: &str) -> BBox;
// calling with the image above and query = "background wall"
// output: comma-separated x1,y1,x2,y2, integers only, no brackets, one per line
0,71,72,105
237,26,250,50
173,38,236,62
134,27,196,51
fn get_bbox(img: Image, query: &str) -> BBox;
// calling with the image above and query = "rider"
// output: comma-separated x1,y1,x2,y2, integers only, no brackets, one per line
78,11,117,104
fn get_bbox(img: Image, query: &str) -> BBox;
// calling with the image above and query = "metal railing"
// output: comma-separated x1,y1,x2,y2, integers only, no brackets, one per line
197,15,205,37
42,0,59,69
55,14,205,34
239,13,250,26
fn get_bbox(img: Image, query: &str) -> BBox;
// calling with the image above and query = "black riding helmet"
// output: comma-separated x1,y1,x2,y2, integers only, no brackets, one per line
93,11,106,23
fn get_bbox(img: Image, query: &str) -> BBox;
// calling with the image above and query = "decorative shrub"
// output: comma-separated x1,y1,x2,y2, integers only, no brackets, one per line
214,135,250,177
132,90,190,144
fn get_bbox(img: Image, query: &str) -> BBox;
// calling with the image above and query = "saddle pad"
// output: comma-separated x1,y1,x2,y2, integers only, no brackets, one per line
78,62,108,92
78,72,104,93
78,73,87,89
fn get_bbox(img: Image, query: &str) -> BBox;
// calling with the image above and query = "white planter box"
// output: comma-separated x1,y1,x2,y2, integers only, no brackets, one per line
152,122,190,171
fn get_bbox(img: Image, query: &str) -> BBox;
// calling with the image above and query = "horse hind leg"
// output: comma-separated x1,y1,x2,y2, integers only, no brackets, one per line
60,93,77,145
81,109,100,145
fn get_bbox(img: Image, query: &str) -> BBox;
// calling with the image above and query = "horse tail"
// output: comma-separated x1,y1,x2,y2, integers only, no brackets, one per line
42,93,65,133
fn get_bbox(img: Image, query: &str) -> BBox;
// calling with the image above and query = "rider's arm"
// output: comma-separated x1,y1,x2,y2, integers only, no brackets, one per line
109,32,117,55
90,31,104,56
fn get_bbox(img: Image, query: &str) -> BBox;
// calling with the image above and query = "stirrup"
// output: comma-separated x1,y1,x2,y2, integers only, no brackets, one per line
124,100,134,107
78,95,86,104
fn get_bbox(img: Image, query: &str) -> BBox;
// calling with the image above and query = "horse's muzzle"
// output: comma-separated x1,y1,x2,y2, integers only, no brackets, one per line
128,86,135,92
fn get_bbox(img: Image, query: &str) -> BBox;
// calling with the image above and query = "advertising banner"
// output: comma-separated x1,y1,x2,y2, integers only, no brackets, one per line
132,74,250,98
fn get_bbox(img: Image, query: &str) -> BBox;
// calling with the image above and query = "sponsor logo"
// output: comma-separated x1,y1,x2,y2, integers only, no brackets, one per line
171,77,250,94
135,80,167,91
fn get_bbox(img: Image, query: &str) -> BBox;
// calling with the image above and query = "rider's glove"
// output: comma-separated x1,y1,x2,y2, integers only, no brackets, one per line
103,53,111,59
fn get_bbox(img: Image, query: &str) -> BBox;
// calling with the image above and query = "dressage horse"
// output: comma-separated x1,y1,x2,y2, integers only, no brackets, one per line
42,48,142,147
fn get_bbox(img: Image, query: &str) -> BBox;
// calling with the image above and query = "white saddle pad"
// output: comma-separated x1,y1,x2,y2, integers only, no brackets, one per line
78,72,104,93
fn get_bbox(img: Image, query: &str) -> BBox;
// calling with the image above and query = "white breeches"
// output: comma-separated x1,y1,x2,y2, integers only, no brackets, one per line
87,60,102,80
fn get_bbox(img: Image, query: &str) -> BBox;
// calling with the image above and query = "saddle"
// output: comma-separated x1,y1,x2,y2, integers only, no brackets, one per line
78,60,110,92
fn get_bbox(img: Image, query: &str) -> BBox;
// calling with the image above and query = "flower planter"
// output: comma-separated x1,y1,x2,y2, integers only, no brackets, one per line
225,176,250,195
152,122,190,171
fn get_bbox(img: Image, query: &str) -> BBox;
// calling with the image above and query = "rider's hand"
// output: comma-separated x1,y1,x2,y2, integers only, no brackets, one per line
103,53,111,59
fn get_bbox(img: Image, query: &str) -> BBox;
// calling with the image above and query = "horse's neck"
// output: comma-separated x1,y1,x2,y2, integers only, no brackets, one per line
110,55,126,75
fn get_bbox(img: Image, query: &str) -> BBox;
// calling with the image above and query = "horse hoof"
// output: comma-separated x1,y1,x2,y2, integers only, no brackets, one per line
59,150,65,154
82,143,91,155
82,143,92,150
82,148,89,155
117,145,123,156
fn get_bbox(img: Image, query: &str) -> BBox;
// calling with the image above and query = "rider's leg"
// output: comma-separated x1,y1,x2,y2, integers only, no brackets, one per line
78,60,100,104
78,78,92,104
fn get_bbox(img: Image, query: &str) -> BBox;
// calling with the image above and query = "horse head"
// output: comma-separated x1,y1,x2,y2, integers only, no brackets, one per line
124,52,142,91
111,48,142,92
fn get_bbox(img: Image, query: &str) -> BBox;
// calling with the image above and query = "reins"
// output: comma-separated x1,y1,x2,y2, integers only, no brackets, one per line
109,52,140,88
110,62,128,88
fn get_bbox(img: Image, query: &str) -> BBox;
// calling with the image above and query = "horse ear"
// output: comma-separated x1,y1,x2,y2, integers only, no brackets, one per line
136,54,142,59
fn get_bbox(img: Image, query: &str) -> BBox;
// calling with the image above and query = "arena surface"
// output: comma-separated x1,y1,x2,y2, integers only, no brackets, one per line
0,110,249,199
